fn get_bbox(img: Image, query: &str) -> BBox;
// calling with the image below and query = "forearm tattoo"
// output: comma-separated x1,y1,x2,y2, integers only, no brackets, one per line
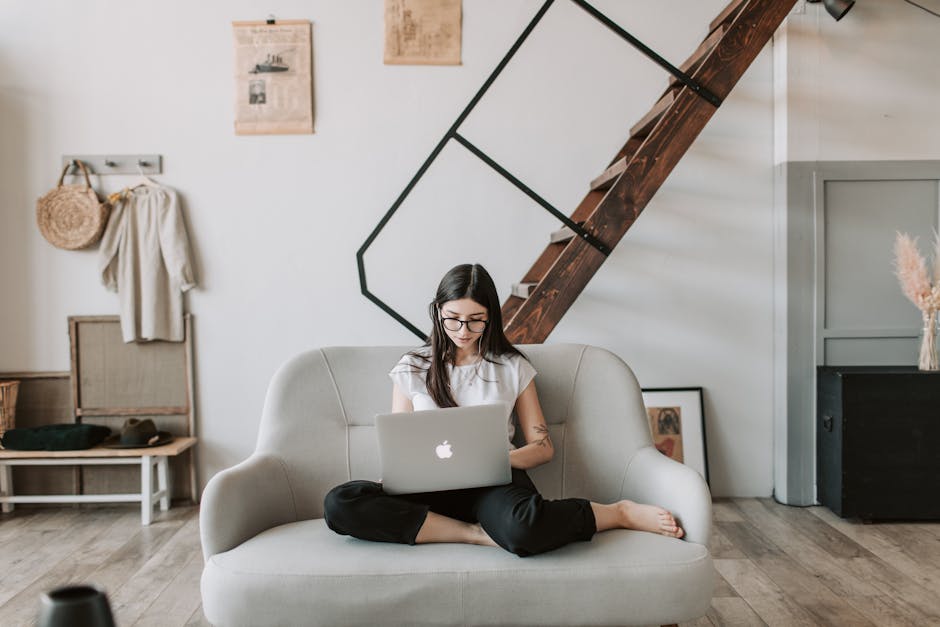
533,424,552,448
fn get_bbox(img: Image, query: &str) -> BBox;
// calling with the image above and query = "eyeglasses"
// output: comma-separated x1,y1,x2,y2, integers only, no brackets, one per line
440,318,488,333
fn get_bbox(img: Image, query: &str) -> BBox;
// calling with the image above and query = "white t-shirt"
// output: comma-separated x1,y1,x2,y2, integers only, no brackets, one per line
388,347,537,445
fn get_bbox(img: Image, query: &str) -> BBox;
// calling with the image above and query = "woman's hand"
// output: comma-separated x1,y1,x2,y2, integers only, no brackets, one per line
508,381,554,470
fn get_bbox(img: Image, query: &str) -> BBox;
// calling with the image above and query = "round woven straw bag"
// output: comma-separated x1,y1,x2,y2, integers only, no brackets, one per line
36,160,110,250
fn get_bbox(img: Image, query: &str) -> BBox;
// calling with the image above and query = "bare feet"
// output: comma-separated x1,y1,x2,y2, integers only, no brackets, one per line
618,500,684,538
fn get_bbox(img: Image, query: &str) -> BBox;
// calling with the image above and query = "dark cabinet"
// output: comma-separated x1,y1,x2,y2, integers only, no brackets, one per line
817,366,940,520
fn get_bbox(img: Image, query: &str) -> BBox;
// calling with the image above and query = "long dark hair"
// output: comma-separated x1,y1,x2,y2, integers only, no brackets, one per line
409,263,524,408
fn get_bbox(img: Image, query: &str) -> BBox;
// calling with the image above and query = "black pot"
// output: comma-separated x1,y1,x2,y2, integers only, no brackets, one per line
38,585,115,627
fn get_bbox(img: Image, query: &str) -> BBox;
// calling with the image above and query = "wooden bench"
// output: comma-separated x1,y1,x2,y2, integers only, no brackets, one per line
0,437,196,525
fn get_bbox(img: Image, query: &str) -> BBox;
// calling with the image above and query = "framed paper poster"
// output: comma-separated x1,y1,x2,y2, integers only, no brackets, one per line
384,0,462,65
232,20,314,135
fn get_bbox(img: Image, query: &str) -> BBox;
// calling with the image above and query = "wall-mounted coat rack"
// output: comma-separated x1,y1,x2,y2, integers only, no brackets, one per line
60,155,162,175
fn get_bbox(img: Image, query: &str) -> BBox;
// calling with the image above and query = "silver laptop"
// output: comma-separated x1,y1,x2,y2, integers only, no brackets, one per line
375,403,512,495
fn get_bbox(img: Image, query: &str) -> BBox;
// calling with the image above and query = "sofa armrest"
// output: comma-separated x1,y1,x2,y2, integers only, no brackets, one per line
620,446,712,546
200,453,298,560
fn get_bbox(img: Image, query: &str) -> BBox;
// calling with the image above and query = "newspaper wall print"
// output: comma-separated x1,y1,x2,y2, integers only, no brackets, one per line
233,20,314,135
384,0,461,65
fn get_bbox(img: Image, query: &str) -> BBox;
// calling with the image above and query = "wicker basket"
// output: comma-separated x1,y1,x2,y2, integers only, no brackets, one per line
0,381,19,439
36,160,110,250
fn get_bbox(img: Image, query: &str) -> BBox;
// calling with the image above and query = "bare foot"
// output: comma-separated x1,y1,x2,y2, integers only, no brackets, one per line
618,500,685,538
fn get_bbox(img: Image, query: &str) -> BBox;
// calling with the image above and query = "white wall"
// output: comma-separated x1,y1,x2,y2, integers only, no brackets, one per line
1,0,796,497
777,0,940,163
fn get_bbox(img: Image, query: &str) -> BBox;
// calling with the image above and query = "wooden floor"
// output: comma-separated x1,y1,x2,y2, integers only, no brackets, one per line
700,499,940,627
1,498,939,626
0,504,206,627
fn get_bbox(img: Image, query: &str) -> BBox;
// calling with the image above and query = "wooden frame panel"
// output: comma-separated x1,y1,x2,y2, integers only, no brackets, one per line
68,315,197,502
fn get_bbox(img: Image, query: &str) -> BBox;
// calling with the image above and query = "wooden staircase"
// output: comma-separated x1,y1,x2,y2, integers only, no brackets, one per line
502,0,797,343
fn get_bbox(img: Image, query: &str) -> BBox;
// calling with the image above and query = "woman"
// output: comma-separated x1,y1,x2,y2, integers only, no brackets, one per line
324,264,684,556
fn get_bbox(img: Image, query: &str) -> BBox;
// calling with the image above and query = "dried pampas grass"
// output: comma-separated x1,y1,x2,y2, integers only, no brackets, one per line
894,231,940,370
894,233,936,310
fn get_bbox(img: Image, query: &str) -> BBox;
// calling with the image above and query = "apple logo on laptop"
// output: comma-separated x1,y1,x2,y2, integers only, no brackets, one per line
435,440,453,459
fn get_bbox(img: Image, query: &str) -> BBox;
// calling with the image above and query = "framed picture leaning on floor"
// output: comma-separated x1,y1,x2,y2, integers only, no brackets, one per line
641,387,708,485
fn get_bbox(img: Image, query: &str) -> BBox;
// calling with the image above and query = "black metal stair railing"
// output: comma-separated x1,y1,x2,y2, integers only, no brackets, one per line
357,0,725,341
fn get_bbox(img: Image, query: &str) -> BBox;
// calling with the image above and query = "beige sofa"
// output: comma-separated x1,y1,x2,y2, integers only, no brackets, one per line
200,344,713,626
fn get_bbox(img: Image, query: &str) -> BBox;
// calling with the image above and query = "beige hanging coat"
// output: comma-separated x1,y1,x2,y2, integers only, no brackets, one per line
98,185,196,342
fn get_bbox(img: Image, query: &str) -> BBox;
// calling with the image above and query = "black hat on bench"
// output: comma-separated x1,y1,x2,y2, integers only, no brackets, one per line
103,418,173,448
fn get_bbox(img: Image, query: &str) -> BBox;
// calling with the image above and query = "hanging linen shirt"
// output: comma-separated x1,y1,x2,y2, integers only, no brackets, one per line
98,185,196,342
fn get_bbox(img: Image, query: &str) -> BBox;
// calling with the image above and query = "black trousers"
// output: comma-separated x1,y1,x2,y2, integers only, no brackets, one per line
323,469,596,557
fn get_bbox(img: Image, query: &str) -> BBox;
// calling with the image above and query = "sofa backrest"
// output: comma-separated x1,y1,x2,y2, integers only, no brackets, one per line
255,344,653,521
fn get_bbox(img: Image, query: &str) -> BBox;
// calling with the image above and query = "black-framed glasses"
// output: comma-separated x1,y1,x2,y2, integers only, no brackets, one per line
440,318,488,333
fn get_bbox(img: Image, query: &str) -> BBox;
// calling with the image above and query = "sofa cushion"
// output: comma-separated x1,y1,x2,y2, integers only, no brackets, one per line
202,519,713,627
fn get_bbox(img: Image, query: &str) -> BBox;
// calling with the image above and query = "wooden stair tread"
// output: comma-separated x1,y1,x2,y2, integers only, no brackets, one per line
709,0,749,33
604,103,676,191
590,158,627,191
511,282,538,299
501,295,527,322
607,135,645,169
504,0,799,344
509,190,606,297
520,241,566,284
630,88,677,139
550,225,576,244
592,88,678,191
670,24,727,88
571,190,607,222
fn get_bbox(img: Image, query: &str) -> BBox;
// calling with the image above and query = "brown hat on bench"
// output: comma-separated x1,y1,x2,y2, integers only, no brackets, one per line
104,418,173,448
